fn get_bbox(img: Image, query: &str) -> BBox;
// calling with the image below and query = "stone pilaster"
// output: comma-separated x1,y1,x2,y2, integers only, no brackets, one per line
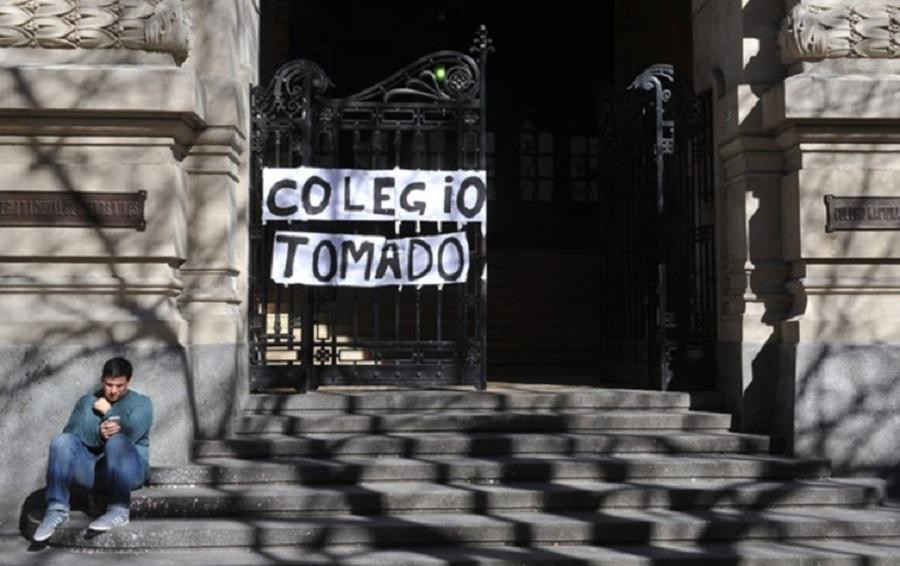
692,0,790,437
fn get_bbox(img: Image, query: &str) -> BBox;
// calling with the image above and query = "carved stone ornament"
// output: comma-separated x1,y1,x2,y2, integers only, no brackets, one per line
0,0,191,64
780,2,900,63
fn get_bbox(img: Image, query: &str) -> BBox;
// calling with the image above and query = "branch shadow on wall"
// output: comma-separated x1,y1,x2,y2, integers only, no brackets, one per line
738,7,900,496
1,61,247,543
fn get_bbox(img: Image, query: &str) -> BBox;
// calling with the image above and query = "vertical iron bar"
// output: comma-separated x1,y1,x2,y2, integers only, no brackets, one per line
413,129,434,360
250,87,266,370
436,288,443,342
352,287,359,353
475,28,490,391
299,74,315,392
395,287,401,343
415,286,422,347
286,129,297,364
272,129,284,363
373,289,380,365
629,64,674,391
330,290,337,372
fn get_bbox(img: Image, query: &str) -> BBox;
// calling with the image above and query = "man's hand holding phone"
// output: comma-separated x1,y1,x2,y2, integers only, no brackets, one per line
100,415,121,440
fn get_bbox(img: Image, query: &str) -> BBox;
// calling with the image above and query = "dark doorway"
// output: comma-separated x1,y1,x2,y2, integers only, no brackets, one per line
257,0,701,389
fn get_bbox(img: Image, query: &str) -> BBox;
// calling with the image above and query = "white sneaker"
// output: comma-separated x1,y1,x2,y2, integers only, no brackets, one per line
88,507,130,532
33,509,69,542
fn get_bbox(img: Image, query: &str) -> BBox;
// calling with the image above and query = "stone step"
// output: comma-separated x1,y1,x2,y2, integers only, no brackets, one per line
194,430,770,458
242,388,691,413
122,479,884,517
15,539,900,565
42,507,900,550
233,410,732,435
149,454,830,486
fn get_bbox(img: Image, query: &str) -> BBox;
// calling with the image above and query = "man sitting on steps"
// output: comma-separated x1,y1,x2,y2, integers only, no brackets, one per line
33,357,153,541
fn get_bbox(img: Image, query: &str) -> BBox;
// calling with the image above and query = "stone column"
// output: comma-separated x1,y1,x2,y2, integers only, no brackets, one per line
0,0,258,531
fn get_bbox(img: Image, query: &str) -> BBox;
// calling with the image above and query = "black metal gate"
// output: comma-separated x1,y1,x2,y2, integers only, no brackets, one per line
249,31,492,391
598,65,716,390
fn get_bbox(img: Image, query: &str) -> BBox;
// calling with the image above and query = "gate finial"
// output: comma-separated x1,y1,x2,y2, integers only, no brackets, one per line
628,64,674,95
629,64,675,157
470,25,495,59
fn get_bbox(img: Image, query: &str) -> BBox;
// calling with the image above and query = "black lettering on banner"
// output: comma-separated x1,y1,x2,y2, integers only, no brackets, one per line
456,176,486,219
375,242,402,279
407,238,432,281
437,236,465,281
267,179,299,217
373,177,395,216
301,176,331,216
343,177,364,212
313,240,338,282
274,234,310,278
341,240,375,280
443,176,453,214
400,182,426,215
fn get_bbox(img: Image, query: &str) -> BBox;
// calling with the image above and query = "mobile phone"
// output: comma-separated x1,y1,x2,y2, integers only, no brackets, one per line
106,415,121,423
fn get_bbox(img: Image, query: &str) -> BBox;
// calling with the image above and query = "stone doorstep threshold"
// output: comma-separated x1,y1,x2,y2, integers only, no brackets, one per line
309,384,609,391
258,383,721,413
266,382,673,393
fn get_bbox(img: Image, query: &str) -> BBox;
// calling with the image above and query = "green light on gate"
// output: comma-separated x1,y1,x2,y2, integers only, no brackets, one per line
435,66,446,81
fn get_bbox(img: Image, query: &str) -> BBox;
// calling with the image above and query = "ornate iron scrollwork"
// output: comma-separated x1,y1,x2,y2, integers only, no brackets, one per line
337,51,481,104
253,60,333,118
628,64,675,157
465,340,482,365
314,347,333,365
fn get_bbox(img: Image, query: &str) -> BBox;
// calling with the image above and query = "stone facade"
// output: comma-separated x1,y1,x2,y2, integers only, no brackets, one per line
0,0,258,531
695,0,900,489
1,0,899,535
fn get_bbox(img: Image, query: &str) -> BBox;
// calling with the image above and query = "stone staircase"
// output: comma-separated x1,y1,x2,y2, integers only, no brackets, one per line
26,386,900,564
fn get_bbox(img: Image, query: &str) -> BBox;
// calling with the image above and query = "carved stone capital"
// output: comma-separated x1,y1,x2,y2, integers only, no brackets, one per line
779,2,900,64
0,0,191,64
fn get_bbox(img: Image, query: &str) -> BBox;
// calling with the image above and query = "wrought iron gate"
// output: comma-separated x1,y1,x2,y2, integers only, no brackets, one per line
249,31,491,391
598,65,716,390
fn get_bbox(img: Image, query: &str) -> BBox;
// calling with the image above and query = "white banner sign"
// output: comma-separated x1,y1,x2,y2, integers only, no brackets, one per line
263,167,486,224
271,231,470,287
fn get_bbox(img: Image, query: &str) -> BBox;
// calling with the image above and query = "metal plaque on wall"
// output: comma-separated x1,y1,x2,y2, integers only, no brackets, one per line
0,191,146,230
825,195,900,233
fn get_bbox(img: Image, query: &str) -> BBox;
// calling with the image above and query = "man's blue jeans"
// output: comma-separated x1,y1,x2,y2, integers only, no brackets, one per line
45,433,146,513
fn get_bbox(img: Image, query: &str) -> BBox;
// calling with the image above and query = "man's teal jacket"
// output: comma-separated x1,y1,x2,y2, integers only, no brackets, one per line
62,389,153,476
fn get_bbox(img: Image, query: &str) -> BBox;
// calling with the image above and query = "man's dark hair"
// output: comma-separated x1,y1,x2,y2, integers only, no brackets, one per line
101,357,133,380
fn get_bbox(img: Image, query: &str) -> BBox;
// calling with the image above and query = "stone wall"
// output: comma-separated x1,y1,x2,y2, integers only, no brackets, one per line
0,0,259,532
694,0,900,491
